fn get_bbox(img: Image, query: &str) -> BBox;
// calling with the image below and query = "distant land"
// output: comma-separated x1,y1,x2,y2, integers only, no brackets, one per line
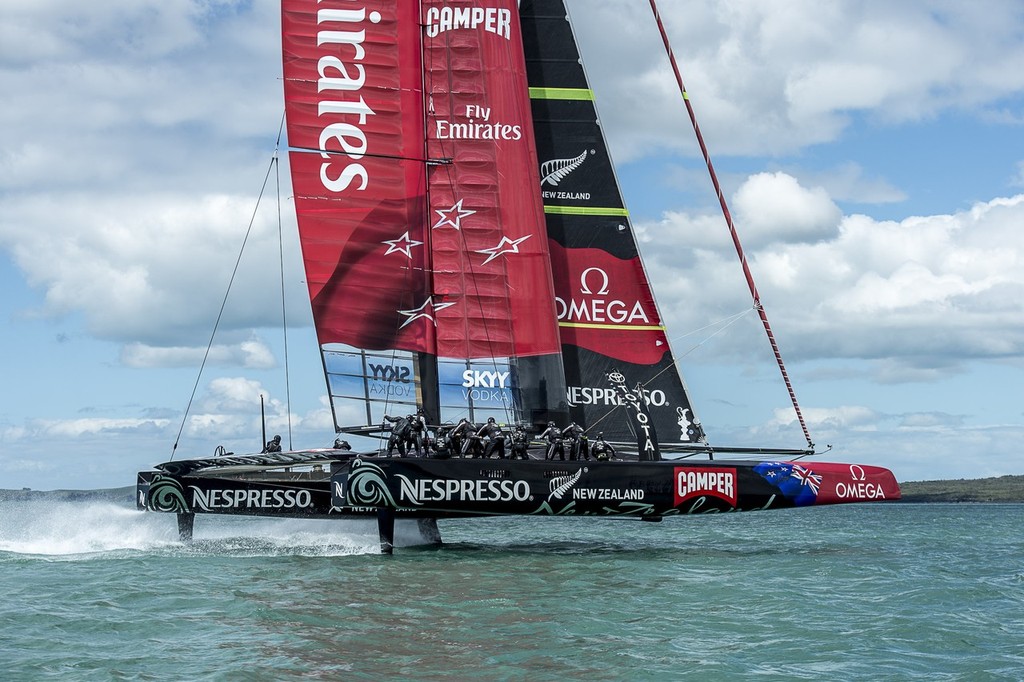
897,475,1024,503
2,478,1024,504
0,486,135,504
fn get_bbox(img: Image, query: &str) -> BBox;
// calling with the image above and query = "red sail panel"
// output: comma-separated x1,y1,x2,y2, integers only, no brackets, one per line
422,1,561,359
548,243,669,366
282,1,435,352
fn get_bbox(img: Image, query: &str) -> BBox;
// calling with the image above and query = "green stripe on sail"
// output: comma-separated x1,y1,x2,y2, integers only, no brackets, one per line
544,205,630,217
529,87,595,101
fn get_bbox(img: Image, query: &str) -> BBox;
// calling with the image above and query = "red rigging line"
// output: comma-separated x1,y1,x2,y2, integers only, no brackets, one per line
647,0,815,450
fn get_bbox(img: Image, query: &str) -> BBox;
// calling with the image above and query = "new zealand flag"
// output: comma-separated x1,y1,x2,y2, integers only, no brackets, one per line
754,462,823,507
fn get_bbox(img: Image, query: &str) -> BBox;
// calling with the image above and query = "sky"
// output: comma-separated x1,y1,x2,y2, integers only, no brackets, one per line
1,0,1022,490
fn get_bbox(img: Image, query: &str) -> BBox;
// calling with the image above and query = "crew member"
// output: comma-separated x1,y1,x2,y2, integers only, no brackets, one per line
562,422,589,460
406,410,427,457
476,417,506,459
538,421,564,461
384,414,410,457
433,423,454,459
509,424,530,460
462,432,484,458
450,418,474,457
263,434,282,453
591,433,616,461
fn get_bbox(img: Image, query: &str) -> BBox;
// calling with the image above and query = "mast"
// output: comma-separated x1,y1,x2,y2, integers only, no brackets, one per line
416,0,441,426
648,0,815,450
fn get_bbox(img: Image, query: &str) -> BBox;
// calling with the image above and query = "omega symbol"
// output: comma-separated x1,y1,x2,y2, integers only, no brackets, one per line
580,267,610,295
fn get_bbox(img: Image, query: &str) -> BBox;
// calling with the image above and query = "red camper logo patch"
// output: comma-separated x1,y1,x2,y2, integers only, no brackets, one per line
674,467,738,507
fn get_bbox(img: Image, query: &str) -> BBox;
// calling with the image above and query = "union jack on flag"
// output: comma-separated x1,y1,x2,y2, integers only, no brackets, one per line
790,464,822,495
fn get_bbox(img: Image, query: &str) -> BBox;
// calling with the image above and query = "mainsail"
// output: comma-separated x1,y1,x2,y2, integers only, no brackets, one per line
282,1,568,432
519,0,703,452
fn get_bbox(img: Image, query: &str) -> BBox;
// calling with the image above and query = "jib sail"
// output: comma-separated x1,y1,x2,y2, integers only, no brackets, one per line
519,0,703,450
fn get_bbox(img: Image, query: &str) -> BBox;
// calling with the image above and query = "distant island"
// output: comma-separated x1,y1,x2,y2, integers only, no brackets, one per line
898,475,1024,503
3,478,1024,504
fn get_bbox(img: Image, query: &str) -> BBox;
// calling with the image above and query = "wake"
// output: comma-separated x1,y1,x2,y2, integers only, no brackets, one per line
0,497,383,557
0,499,177,555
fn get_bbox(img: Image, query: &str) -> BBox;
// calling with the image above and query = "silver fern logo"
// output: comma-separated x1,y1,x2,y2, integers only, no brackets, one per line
540,150,588,187
547,468,584,501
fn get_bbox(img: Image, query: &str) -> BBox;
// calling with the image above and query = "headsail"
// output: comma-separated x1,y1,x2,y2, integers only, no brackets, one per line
283,1,568,432
519,0,703,449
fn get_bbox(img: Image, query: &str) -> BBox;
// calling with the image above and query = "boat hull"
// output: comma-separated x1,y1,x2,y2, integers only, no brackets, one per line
341,457,899,517
138,455,899,520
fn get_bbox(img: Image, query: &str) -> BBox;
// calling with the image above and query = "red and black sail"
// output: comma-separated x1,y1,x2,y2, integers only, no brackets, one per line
519,0,702,452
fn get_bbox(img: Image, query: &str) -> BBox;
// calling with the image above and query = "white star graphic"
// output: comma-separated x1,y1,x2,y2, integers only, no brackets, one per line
397,296,457,329
432,199,475,230
475,234,532,265
382,231,423,258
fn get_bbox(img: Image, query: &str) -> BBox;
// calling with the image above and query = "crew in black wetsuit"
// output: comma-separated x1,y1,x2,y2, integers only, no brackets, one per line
538,421,565,461
509,424,530,460
476,417,506,459
449,418,472,456
433,423,455,459
407,409,427,457
384,414,410,457
461,421,485,458
562,422,589,460
263,434,282,453
591,433,616,461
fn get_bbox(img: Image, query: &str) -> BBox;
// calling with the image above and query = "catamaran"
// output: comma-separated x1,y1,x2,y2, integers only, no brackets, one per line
137,0,900,553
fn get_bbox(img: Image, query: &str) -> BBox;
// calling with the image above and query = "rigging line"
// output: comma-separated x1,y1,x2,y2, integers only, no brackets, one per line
639,306,756,394
668,307,755,344
169,152,279,460
648,0,814,449
672,307,756,360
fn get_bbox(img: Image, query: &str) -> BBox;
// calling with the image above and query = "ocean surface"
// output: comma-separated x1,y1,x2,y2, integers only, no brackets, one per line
1,491,1022,681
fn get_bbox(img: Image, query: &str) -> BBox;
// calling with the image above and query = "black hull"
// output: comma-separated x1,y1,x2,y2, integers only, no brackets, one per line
138,452,899,520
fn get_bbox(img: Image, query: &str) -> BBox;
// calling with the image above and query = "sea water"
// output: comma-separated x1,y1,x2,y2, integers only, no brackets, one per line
1,491,1022,681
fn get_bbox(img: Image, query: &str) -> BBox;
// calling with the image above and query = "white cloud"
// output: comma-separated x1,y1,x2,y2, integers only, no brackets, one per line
199,377,273,413
121,337,277,369
1,191,306,346
9,417,170,440
773,405,881,432
642,175,1024,368
569,0,1024,158
733,172,841,246
0,0,298,358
